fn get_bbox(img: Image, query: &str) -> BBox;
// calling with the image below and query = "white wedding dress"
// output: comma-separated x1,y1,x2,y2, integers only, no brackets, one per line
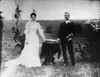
1,21,45,77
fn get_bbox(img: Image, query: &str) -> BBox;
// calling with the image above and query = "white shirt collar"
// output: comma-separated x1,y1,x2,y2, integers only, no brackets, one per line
65,20,70,24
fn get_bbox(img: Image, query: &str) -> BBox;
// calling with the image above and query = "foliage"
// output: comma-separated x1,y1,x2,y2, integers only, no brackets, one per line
3,19,100,62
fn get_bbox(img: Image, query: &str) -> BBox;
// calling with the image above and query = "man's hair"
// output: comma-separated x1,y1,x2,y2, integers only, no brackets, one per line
64,12,70,16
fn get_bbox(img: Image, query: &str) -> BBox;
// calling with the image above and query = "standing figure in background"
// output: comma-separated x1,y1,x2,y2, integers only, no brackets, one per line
58,12,77,66
0,11,3,19
0,11,3,70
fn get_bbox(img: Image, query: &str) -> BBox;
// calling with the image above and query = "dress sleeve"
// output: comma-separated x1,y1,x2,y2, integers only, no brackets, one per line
24,22,30,39
38,23,45,40
24,22,30,34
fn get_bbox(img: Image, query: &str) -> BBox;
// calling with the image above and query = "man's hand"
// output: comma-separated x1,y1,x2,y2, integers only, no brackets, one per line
57,38,60,41
66,33,73,41
68,33,73,37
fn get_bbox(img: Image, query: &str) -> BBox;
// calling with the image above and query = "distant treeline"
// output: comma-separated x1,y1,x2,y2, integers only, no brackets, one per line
3,19,88,38
2,19,91,36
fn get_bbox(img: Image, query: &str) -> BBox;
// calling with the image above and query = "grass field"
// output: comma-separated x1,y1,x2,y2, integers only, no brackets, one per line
1,20,100,77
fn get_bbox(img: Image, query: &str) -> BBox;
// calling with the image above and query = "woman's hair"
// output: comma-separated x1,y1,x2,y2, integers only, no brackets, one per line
30,12,37,17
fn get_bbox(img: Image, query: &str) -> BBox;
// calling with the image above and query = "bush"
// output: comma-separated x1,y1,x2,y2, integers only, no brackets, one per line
45,24,53,33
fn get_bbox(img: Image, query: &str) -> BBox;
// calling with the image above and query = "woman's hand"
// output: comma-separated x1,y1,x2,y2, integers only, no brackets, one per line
25,39,29,45
43,37,46,42
26,42,29,45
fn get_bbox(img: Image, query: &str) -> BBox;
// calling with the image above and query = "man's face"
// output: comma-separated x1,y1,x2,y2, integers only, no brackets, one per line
64,12,70,21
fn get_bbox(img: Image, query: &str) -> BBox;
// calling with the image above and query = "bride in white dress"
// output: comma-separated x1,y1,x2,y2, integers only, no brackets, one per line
1,12,46,77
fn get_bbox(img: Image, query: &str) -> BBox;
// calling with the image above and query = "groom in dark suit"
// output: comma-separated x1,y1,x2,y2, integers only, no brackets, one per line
58,12,77,66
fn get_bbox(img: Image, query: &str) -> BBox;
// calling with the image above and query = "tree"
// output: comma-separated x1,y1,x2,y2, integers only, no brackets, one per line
0,11,3,71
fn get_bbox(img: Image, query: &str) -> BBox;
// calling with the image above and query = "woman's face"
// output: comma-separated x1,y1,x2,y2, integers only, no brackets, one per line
31,15,36,21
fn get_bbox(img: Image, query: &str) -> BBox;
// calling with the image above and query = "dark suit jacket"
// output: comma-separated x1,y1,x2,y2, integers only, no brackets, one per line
58,21,77,40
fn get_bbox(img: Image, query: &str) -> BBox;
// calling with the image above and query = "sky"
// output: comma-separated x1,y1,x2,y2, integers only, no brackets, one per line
0,0,100,20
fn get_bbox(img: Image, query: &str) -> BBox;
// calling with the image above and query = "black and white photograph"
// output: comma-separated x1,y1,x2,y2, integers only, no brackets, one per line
0,0,100,77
